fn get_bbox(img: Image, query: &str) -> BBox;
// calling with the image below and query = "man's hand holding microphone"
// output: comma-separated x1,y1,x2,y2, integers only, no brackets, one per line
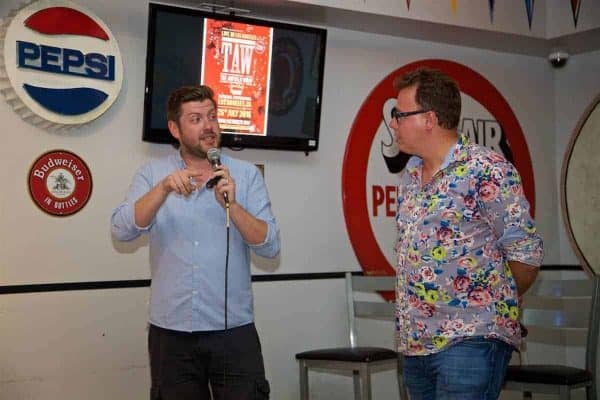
206,148,234,208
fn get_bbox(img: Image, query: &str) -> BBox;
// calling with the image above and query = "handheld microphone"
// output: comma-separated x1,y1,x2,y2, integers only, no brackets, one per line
206,148,228,205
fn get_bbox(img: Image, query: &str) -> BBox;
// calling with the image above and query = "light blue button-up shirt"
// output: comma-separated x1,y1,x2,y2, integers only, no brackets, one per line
111,151,280,332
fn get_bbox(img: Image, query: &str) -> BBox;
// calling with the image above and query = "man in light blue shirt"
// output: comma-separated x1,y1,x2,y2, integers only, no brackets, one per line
111,86,280,400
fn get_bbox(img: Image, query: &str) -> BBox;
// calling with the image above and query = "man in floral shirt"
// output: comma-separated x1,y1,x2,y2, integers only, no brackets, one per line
389,68,543,400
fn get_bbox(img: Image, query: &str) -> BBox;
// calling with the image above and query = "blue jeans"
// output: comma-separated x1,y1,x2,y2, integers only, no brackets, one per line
403,337,513,400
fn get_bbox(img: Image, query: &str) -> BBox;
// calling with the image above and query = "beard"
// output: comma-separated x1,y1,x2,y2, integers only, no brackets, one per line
186,145,209,159
179,134,220,160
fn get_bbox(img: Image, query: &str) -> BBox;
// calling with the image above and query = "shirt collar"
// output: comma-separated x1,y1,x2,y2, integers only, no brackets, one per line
175,149,186,169
404,134,471,178
444,133,471,166
173,149,229,169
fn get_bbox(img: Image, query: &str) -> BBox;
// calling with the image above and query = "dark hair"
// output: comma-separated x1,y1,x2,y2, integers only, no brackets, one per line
166,85,217,123
393,68,461,129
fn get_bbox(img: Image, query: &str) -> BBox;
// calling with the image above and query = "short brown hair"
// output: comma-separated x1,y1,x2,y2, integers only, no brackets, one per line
393,68,461,129
166,85,217,123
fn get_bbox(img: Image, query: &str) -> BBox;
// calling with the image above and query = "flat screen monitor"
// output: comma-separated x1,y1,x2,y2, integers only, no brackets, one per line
143,3,327,152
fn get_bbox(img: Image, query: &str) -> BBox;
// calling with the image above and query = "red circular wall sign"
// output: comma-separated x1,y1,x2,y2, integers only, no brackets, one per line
342,59,535,277
28,150,93,216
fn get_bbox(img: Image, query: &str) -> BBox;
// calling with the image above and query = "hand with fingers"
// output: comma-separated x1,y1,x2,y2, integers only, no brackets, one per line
516,294,529,337
161,168,204,196
212,166,236,207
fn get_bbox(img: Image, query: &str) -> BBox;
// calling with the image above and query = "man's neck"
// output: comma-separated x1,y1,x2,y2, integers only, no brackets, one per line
420,130,458,182
180,149,212,171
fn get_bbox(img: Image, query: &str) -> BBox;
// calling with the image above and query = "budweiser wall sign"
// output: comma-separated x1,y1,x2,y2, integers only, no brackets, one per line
28,150,92,216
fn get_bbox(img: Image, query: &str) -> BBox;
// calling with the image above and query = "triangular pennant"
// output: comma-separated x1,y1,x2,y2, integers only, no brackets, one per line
525,0,534,29
489,0,495,23
571,0,582,27
406,0,410,10
451,0,457,15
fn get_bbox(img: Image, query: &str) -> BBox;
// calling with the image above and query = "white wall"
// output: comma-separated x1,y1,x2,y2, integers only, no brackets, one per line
0,1,561,285
0,0,595,398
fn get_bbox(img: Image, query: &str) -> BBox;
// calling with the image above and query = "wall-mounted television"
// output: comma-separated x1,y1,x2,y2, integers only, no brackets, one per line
142,3,327,152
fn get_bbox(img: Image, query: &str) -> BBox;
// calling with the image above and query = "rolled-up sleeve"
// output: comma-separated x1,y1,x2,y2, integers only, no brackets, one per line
245,167,280,258
479,159,544,267
111,165,154,241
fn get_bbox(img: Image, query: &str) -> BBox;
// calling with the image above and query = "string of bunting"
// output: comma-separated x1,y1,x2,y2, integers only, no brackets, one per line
401,0,584,30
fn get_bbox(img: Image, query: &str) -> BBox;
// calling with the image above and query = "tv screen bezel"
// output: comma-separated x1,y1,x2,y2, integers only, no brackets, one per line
142,3,327,152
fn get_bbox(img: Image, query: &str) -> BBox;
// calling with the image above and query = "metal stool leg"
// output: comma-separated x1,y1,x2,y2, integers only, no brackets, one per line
559,386,571,400
585,384,595,400
299,360,309,400
353,371,361,400
359,364,371,400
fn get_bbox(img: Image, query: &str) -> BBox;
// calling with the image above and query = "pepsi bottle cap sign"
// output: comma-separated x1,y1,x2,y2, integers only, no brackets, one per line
0,0,123,130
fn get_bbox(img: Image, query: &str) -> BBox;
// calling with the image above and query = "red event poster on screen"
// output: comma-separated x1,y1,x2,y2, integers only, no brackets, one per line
202,19,273,136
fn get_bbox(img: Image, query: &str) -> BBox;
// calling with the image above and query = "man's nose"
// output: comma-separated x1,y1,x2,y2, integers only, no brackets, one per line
201,120,216,130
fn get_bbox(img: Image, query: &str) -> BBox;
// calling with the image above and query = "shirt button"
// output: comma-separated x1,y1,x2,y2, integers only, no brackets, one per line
193,265,199,269
194,241,199,246
192,290,197,295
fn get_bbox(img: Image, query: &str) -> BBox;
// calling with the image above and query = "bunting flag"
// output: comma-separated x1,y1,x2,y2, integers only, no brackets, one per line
489,0,495,23
571,0,582,27
451,0,457,15
406,0,410,10
525,0,534,29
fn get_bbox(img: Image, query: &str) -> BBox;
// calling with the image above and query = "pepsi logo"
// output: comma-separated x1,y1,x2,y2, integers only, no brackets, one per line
0,0,123,130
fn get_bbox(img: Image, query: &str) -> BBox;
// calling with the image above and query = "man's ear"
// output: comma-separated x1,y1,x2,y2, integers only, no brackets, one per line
168,120,180,141
424,110,437,132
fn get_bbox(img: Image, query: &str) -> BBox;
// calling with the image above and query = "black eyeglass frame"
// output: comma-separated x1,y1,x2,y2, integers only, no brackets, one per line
390,107,430,121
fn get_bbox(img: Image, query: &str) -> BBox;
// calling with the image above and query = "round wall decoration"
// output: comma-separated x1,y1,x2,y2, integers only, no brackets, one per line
562,93,600,277
0,0,123,131
28,149,92,216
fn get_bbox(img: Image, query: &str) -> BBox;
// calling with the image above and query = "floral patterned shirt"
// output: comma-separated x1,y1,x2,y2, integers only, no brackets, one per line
395,135,543,356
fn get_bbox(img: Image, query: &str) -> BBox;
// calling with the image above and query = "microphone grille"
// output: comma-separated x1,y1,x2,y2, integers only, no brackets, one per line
207,148,220,162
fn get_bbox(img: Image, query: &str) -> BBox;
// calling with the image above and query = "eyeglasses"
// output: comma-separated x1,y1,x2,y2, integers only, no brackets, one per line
390,107,430,121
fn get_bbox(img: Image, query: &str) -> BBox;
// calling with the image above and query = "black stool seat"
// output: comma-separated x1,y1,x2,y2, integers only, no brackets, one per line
506,365,592,385
296,347,397,363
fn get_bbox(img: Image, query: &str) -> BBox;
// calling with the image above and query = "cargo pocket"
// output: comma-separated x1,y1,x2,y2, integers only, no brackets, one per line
254,378,270,399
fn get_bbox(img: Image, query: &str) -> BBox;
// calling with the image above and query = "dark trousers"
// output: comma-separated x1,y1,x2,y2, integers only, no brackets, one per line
149,323,270,400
